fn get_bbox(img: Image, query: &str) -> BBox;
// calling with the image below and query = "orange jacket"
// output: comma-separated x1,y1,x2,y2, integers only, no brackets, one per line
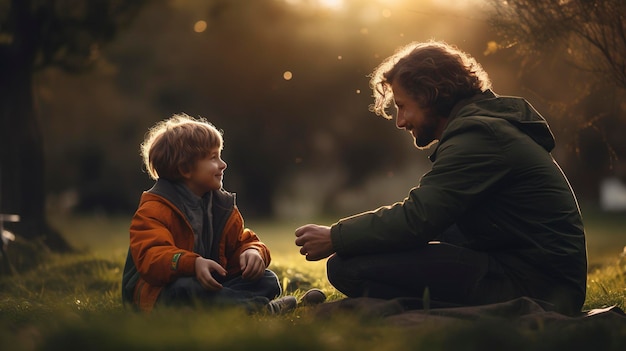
122,180,271,312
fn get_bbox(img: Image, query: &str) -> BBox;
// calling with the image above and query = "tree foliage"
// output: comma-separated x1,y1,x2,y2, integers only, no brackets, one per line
489,0,626,90
0,0,146,71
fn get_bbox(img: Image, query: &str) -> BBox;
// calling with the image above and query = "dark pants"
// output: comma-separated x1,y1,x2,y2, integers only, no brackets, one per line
157,269,281,310
327,240,521,307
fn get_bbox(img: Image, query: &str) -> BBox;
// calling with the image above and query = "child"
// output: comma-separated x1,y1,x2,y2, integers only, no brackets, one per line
122,113,317,313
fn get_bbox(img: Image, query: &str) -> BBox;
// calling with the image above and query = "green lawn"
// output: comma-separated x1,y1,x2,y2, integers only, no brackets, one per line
0,207,624,350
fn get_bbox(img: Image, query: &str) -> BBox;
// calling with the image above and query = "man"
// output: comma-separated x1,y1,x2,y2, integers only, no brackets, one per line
295,41,587,315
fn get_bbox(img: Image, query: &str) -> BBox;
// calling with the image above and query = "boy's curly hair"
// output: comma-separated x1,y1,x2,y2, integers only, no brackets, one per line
141,113,223,181
369,40,492,119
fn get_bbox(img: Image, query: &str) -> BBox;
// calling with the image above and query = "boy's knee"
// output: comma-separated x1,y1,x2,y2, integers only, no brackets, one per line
259,269,282,297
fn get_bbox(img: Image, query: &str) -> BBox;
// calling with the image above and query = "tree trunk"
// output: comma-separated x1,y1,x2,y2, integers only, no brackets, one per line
0,0,72,252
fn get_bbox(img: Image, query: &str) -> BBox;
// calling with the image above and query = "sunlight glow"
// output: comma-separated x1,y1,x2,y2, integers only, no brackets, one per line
283,0,344,11
318,0,344,10
431,0,479,9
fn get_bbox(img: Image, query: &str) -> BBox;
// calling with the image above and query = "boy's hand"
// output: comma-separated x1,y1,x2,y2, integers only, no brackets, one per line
240,249,265,280
195,257,226,291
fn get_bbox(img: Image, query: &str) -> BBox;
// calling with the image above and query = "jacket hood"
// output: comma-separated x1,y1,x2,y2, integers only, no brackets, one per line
448,90,556,152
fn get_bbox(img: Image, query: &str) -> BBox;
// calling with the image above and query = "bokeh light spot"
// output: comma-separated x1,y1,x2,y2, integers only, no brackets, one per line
283,71,293,80
194,20,207,33
483,41,499,55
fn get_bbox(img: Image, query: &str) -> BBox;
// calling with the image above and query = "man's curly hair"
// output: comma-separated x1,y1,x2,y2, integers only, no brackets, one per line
369,40,492,119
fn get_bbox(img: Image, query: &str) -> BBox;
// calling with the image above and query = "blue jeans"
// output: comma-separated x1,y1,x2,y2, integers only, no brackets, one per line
157,269,281,310
327,241,520,307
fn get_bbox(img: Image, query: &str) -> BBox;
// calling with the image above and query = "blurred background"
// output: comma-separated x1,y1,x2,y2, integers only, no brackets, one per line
1,0,625,250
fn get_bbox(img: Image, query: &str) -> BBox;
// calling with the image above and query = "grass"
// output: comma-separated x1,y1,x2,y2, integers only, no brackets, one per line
0,207,625,350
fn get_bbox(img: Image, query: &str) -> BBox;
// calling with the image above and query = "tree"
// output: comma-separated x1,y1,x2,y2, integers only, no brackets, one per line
488,0,626,90
0,0,148,252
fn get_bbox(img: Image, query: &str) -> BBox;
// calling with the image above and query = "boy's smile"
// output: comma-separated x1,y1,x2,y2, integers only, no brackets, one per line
181,147,227,196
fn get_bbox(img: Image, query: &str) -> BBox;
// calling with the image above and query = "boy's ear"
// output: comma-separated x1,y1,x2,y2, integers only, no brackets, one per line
178,165,193,180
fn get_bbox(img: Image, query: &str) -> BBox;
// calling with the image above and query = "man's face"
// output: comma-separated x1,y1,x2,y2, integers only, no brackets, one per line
391,81,444,149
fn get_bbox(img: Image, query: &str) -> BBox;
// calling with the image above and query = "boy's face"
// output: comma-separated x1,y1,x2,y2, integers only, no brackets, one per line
181,146,227,197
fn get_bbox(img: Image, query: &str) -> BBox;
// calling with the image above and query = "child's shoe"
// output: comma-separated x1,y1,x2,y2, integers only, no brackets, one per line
267,296,297,314
299,288,326,306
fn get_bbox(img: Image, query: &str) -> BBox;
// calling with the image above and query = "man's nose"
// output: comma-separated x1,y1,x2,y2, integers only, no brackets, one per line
396,114,406,129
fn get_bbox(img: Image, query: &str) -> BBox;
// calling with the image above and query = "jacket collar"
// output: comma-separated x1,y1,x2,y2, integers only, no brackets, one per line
447,89,498,122
428,90,497,162
148,179,235,214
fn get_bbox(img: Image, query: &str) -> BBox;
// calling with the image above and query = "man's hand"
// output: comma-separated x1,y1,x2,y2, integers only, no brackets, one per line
195,257,226,291
239,249,266,280
294,224,335,261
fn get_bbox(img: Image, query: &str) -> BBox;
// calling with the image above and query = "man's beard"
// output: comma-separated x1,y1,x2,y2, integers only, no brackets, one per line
413,113,441,149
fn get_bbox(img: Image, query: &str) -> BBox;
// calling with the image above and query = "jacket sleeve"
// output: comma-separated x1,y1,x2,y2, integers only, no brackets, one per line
130,199,200,286
331,119,511,255
221,206,272,275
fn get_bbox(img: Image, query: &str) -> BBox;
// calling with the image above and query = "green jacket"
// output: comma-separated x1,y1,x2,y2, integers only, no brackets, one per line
330,90,587,313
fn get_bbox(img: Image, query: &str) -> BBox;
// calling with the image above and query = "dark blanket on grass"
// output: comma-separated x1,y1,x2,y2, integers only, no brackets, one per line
312,297,626,328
